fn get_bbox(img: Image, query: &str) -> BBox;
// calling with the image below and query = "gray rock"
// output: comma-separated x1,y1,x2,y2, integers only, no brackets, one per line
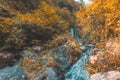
80,46,86,51
0,65,26,80
21,50,37,57
41,55,47,60
40,60,47,66
33,46,41,52
53,45,71,70
34,68,57,80
89,71,120,80
34,73,44,80
46,68,57,80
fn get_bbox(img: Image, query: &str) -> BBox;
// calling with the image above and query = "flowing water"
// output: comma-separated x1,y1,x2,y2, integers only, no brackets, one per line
65,28,93,80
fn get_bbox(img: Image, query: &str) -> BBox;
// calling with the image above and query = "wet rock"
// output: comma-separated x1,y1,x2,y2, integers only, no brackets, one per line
41,55,47,60
46,68,57,80
53,45,71,70
0,65,26,80
34,68,57,80
80,46,86,51
89,71,120,80
40,55,47,66
40,60,47,66
33,46,41,52
21,50,37,57
34,73,45,80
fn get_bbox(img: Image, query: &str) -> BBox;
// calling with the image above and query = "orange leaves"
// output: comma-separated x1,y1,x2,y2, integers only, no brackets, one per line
14,1,68,30
86,51,120,74
77,0,120,73
76,0,120,45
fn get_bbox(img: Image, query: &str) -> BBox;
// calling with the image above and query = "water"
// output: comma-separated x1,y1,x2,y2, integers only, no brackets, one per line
65,28,93,80
70,28,79,41
65,47,92,80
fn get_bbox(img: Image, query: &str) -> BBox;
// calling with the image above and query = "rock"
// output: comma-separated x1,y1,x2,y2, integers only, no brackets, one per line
53,45,71,70
46,68,57,80
86,44,95,48
21,50,37,57
34,68,57,80
34,73,45,80
105,38,120,56
80,46,86,51
41,55,47,60
0,52,14,69
33,46,41,52
89,71,120,80
0,65,26,80
40,60,47,66
89,54,99,64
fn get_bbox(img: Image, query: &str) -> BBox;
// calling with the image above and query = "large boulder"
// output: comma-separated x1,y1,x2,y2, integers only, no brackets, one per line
34,67,57,80
105,38,120,56
46,68,57,80
53,45,71,71
89,71,120,80
0,65,26,80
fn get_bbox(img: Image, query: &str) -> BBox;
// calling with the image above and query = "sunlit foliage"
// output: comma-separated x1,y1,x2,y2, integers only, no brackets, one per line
78,0,120,74
86,51,120,74
21,51,59,80
76,0,120,47
0,1,70,50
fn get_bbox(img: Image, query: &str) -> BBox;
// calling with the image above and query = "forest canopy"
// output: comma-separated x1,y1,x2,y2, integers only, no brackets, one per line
0,0,120,50
76,0,120,47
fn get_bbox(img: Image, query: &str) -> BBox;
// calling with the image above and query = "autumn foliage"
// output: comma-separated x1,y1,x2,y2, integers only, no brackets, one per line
76,0,120,47
76,0,120,74
0,0,120,78
0,0,74,50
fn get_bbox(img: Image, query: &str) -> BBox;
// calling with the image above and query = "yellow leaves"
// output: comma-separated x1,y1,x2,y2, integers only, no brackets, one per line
0,17,14,32
86,51,120,74
76,0,120,45
104,0,119,10
12,1,66,30
21,51,59,80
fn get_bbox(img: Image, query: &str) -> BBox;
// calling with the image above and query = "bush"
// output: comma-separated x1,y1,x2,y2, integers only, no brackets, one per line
86,51,120,74
0,1,70,51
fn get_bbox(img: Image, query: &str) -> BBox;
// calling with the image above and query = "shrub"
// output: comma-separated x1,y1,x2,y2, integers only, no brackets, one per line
86,51,120,74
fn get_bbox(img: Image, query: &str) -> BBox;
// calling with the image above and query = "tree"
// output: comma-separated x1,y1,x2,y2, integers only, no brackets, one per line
75,0,120,47
0,1,70,50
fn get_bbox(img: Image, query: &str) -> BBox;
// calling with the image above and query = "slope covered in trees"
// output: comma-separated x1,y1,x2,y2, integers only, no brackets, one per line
75,0,120,74
0,0,120,79
0,0,80,51
76,0,120,47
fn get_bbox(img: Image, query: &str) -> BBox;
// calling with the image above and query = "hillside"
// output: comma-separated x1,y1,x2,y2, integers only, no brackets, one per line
0,0,120,80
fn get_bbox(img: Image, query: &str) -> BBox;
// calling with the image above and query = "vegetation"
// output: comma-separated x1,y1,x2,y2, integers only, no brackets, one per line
86,50,120,74
0,0,120,78
76,0,120,47
76,0,120,74
0,0,77,51
21,51,59,80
